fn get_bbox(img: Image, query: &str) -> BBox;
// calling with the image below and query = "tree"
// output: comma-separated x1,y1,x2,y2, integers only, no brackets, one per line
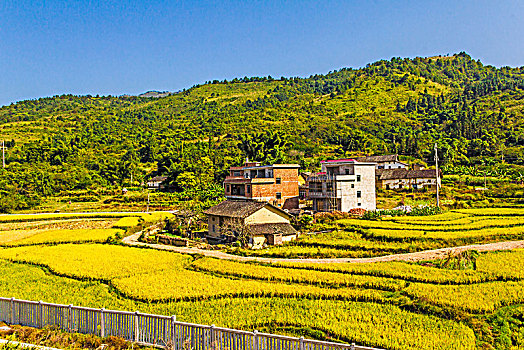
220,218,255,248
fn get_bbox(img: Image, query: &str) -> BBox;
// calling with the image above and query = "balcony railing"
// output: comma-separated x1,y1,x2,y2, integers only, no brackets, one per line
308,191,338,198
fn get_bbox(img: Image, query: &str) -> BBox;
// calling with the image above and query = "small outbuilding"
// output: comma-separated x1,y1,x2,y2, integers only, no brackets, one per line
203,200,298,248
147,176,168,190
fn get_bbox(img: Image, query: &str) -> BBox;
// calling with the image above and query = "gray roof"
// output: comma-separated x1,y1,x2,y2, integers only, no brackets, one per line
149,176,168,182
247,223,297,236
203,200,289,219
356,154,399,163
377,168,441,180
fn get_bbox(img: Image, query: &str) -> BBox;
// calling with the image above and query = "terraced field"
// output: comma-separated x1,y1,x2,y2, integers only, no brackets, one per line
228,208,524,259
0,209,523,349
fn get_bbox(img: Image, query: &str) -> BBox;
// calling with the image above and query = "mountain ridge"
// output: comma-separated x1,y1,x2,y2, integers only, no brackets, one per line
1,52,524,211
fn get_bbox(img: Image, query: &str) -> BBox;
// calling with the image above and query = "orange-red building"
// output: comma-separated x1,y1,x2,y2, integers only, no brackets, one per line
224,162,300,209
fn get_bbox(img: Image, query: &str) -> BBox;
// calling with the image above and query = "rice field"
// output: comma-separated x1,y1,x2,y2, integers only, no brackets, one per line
0,209,524,349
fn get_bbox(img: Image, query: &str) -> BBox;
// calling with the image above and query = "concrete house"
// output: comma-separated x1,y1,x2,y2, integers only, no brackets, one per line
203,200,298,248
307,159,376,212
356,154,408,170
224,162,300,209
376,168,442,190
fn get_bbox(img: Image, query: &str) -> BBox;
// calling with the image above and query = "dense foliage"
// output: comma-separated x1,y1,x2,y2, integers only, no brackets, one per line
2,52,524,211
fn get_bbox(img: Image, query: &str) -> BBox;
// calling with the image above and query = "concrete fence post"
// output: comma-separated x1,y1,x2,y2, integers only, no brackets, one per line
38,301,43,329
100,308,105,338
299,337,304,350
68,305,73,332
209,324,215,350
134,311,140,343
10,297,15,325
253,330,259,350
350,343,356,350
170,315,177,350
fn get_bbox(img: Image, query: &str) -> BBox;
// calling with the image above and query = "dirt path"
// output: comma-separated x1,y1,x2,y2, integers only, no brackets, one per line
122,233,524,264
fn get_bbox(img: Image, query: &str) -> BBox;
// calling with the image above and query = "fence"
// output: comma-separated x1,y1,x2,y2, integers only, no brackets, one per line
0,297,383,350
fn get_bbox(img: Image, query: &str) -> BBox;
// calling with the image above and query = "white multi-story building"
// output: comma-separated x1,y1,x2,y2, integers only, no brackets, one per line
307,159,376,212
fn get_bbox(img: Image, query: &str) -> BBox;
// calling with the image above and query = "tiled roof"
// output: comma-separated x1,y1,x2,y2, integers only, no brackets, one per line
356,154,398,163
149,176,168,182
320,159,356,163
376,168,441,180
203,200,289,219
247,223,297,236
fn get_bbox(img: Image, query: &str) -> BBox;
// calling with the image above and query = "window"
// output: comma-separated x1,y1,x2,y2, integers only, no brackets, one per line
276,177,281,184
212,225,215,232
357,203,361,206
345,169,350,175
357,191,361,198
356,175,361,182
212,217,216,222
276,192,282,199
226,184,230,192
351,184,354,188
246,185,251,193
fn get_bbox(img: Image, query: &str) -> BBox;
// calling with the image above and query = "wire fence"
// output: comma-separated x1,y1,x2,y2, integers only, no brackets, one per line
0,297,383,350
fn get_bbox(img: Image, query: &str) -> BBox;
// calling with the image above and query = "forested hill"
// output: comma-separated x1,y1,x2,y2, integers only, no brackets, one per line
1,52,524,211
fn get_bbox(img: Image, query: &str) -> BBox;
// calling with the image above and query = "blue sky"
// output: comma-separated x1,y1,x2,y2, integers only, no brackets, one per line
1,0,523,106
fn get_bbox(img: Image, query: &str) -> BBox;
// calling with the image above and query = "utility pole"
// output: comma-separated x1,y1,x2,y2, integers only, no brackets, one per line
146,191,150,213
435,143,440,207
1,140,4,168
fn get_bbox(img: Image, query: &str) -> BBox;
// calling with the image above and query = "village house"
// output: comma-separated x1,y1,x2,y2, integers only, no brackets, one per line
298,172,310,200
356,154,408,170
147,176,168,190
203,200,298,248
376,168,442,190
224,162,300,209
307,159,376,212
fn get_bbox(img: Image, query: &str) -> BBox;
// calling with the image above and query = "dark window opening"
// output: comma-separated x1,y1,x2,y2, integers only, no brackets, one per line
356,175,361,182
276,177,281,184
357,191,361,198
276,192,282,199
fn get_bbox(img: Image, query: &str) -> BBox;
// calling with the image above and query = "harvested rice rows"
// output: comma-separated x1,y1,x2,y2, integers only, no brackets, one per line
0,228,122,246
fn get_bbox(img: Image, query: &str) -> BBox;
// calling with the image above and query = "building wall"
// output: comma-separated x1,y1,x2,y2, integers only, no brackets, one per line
207,215,221,237
309,162,376,212
244,206,290,225
250,168,299,208
224,167,299,208
379,177,438,190
376,161,407,170
207,206,290,238
338,164,376,211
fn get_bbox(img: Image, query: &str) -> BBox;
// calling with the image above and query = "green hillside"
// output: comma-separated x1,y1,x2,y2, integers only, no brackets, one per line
1,52,524,211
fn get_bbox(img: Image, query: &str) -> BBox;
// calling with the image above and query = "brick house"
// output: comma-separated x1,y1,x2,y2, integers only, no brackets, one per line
307,159,376,212
224,162,300,209
203,200,298,248
356,154,408,170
